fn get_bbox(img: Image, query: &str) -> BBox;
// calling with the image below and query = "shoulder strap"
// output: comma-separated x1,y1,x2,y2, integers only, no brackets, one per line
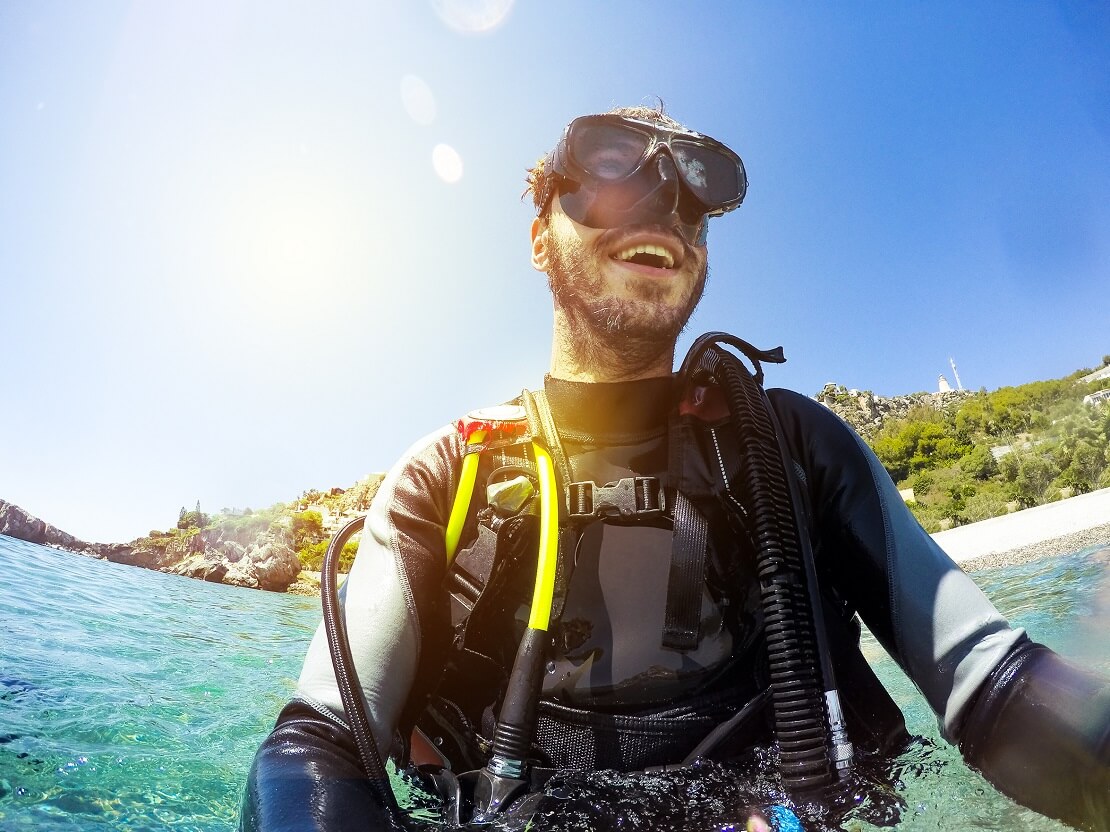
663,491,709,650
521,388,573,493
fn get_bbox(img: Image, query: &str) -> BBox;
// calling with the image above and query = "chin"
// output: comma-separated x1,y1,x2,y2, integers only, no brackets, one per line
591,299,692,342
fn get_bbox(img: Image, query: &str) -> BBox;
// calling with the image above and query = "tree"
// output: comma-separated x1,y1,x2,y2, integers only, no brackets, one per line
1058,440,1103,495
1009,452,1059,508
290,510,325,550
960,444,998,480
177,500,210,530
871,407,969,483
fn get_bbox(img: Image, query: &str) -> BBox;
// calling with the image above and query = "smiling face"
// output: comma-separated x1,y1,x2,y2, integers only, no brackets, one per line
533,193,708,349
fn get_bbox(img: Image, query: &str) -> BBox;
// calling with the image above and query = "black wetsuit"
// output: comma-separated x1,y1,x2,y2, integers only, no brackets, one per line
242,376,1110,831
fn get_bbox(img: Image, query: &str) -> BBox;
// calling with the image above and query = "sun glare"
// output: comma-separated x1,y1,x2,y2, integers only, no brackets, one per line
216,167,366,325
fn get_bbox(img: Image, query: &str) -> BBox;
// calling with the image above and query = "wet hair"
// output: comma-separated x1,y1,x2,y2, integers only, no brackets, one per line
524,102,687,215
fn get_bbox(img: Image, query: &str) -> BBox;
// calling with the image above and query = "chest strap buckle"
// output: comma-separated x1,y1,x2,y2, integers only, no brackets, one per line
567,477,666,520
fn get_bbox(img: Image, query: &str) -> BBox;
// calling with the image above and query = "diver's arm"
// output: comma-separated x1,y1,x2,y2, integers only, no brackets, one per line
242,424,463,830
241,700,396,832
958,640,1110,831
768,389,1025,728
770,390,1109,828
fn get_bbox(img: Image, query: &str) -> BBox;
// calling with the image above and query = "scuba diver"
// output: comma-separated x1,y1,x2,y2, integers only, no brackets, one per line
241,105,1110,832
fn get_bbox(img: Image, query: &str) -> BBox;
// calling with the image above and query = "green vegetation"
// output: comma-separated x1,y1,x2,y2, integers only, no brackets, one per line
177,500,210,530
864,363,1110,532
133,475,385,577
288,508,359,572
297,537,361,573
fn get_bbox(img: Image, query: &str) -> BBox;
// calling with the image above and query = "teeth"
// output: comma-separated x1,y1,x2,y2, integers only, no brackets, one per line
615,243,675,269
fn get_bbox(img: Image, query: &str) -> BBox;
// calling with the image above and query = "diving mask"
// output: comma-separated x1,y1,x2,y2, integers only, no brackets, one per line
539,114,747,245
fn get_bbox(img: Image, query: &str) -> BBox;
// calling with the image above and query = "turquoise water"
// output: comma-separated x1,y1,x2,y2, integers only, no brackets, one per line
0,535,319,831
855,545,1110,832
1,533,1107,831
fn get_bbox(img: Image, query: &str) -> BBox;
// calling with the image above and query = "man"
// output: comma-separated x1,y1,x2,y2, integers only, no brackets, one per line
242,106,1109,831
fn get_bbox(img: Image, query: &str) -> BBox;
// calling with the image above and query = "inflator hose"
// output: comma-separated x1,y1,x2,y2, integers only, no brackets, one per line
681,334,848,796
320,515,405,827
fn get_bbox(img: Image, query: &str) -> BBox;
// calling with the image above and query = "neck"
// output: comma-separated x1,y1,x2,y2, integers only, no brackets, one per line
548,307,677,383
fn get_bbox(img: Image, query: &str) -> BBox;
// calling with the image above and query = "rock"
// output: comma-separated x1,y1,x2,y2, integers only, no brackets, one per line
814,383,974,438
222,540,246,563
169,551,229,584
0,499,102,557
153,530,301,592
237,536,302,592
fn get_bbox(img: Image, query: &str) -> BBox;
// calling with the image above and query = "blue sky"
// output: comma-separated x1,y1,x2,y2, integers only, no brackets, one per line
2,1,1108,544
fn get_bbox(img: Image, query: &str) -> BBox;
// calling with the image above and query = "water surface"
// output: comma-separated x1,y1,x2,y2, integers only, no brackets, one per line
1,534,1106,830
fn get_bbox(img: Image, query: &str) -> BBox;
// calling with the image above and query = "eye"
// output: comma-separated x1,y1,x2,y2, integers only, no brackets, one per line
573,124,650,179
587,145,642,178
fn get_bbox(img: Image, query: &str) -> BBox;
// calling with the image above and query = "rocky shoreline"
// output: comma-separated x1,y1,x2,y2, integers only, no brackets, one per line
956,522,1110,573
0,498,302,592
932,486,1110,572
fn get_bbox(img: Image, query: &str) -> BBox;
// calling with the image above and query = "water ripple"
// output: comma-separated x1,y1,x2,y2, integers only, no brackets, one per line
1,535,1103,830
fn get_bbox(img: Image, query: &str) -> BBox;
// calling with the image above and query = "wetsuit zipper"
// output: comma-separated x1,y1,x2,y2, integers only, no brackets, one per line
710,427,748,520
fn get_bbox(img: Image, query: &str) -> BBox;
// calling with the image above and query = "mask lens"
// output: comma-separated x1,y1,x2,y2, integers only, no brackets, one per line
570,122,652,181
671,140,743,207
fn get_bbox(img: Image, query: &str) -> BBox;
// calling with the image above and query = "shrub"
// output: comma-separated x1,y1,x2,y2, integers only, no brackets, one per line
290,510,325,550
298,536,360,573
960,444,998,480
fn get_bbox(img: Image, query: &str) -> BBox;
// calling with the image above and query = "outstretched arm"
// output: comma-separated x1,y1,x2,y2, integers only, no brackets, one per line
959,640,1110,830
771,389,1109,830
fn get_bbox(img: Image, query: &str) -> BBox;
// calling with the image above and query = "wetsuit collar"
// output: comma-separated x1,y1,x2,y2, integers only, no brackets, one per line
542,375,677,439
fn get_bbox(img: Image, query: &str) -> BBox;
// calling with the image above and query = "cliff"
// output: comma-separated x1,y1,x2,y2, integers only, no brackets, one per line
813,382,974,438
3,497,309,593
0,500,131,561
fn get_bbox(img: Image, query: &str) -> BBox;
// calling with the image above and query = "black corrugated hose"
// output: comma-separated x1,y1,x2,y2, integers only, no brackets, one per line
680,332,853,798
320,514,406,828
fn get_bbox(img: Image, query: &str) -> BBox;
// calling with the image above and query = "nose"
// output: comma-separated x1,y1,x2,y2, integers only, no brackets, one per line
631,151,681,215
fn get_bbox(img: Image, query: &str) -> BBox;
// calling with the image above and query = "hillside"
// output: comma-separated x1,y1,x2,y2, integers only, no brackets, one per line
0,474,384,593
816,359,1110,532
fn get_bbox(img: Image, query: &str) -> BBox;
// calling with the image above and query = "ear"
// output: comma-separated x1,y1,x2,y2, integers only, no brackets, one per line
530,216,551,273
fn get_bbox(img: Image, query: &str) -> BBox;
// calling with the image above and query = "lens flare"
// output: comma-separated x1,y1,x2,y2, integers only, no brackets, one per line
430,0,514,33
432,144,463,183
400,74,436,126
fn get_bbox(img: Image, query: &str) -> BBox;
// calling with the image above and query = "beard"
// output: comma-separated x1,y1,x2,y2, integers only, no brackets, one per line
546,224,707,359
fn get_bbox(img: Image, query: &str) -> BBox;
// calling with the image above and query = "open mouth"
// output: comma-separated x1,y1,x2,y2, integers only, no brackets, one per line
611,242,677,270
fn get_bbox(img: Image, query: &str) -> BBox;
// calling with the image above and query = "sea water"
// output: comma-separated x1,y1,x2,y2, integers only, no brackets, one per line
1,534,1107,831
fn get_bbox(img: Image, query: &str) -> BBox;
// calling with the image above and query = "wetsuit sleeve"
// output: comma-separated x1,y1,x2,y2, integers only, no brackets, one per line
241,701,396,832
241,424,463,830
769,389,1110,829
768,389,1025,730
958,641,1110,830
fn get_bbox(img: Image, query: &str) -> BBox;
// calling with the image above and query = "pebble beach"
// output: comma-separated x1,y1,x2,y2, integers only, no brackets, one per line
932,487,1110,572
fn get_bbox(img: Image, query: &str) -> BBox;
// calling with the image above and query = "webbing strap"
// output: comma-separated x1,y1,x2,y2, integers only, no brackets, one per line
662,491,709,650
521,389,573,496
